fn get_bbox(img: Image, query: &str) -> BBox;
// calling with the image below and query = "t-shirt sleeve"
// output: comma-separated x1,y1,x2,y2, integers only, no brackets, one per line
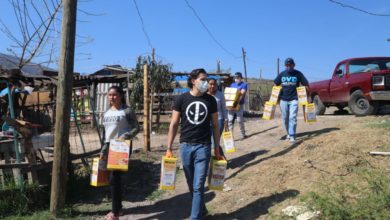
242,83,248,91
299,72,309,86
274,74,282,85
173,94,182,112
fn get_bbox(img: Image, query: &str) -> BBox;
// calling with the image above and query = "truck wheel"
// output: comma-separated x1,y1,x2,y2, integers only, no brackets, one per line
313,95,326,115
348,90,378,116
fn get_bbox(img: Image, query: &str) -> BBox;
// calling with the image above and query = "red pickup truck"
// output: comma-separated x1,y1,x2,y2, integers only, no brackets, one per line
310,57,390,116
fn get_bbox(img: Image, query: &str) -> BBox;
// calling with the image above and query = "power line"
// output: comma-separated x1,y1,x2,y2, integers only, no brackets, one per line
329,0,390,17
183,0,240,59
132,0,153,49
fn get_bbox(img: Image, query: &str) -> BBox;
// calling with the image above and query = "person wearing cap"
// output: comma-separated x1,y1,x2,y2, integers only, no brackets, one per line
227,72,248,139
274,58,309,143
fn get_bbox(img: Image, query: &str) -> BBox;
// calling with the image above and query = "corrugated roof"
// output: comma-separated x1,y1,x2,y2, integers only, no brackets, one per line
0,53,57,78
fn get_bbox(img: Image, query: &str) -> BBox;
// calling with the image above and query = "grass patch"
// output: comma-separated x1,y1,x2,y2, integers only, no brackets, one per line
0,183,49,218
146,189,165,201
302,168,390,219
367,119,390,130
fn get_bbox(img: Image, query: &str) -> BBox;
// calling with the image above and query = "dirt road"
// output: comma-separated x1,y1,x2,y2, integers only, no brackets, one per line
83,106,390,220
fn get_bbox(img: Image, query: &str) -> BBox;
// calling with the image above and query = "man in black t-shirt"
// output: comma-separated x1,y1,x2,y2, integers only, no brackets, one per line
274,58,309,143
167,68,222,220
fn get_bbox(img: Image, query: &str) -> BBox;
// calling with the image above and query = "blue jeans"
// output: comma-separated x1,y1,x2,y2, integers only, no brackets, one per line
279,99,299,138
180,143,211,220
228,105,245,137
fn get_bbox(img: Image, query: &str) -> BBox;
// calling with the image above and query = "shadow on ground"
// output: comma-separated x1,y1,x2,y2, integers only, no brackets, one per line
207,189,299,219
67,155,161,217
227,127,340,181
124,191,216,220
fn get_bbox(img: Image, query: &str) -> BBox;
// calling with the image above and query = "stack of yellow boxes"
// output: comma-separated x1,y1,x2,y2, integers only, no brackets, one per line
224,87,240,111
297,86,317,123
262,86,281,120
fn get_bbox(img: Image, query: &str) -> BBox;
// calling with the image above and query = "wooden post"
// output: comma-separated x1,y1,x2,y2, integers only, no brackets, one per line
242,47,250,111
143,64,150,151
50,0,77,216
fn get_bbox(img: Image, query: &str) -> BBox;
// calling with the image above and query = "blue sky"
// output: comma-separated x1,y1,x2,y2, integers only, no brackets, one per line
1,0,390,82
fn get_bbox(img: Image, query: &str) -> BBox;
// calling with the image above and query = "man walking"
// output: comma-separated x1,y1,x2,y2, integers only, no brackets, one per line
274,58,309,143
227,72,248,139
166,68,222,220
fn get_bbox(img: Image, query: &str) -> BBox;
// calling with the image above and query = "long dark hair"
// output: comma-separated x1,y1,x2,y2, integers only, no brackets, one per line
187,68,207,88
108,85,126,105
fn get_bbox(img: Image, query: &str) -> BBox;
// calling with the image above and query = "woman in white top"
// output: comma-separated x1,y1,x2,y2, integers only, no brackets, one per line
100,86,139,220
208,78,227,159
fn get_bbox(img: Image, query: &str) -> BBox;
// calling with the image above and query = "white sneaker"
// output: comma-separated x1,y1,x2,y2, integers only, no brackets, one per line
289,137,296,143
285,135,290,141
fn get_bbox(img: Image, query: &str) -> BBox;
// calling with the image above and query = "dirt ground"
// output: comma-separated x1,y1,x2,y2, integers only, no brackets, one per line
72,106,390,220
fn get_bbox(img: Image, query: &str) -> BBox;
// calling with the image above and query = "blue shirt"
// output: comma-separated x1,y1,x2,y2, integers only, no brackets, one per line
274,69,309,101
229,81,248,104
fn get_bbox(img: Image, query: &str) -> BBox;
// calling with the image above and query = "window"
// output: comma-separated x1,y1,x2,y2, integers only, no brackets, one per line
349,58,390,74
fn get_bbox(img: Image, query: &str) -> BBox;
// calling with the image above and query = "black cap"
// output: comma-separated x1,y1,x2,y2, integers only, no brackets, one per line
285,58,295,65
234,72,243,78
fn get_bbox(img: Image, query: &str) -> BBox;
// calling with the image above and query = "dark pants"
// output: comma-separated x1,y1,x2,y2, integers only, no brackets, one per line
110,170,122,214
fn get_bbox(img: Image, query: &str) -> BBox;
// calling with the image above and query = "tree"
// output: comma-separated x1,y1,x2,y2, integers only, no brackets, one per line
130,56,172,110
0,0,62,69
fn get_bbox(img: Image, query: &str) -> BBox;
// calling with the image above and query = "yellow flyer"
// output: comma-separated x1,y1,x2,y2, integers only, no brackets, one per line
90,157,109,187
262,101,276,120
160,156,178,190
297,86,308,106
269,86,281,105
222,130,236,153
107,139,130,171
304,103,317,123
208,158,227,191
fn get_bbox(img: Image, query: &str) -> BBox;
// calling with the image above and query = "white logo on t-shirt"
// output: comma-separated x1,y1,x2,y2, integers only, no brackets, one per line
185,101,208,125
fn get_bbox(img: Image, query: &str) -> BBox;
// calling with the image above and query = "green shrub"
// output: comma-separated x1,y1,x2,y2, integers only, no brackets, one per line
0,183,49,218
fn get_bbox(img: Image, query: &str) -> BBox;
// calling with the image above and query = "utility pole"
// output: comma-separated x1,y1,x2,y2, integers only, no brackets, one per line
259,68,262,80
143,64,150,151
50,0,77,217
217,60,221,73
242,47,248,82
277,58,280,75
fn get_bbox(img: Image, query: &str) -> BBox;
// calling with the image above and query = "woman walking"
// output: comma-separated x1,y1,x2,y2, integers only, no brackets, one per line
100,86,139,220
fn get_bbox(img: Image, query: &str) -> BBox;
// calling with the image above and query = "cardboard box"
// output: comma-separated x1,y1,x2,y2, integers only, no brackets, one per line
262,101,276,120
224,87,240,101
297,86,308,106
107,139,130,171
222,130,236,153
160,156,178,190
208,158,227,191
225,100,240,111
90,157,109,187
304,103,317,123
269,86,282,105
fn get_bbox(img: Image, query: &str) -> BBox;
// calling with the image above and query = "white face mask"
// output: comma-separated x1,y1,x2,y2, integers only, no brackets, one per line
196,80,208,93
235,79,241,83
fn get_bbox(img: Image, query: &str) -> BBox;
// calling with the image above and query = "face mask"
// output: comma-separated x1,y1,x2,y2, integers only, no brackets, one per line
196,80,208,93
287,66,294,73
235,79,241,84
